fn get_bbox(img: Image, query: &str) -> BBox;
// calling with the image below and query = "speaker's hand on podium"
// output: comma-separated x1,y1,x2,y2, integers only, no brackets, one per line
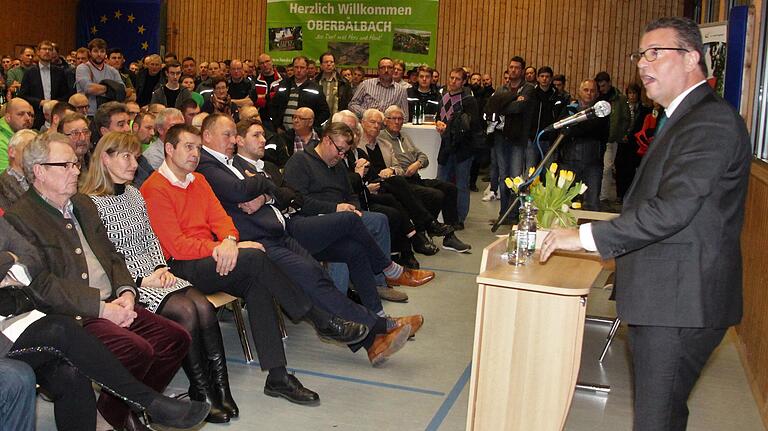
539,229,583,262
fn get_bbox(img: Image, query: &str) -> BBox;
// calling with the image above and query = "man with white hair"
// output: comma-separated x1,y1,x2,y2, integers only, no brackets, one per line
143,107,185,169
380,104,470,252
0,129,35,208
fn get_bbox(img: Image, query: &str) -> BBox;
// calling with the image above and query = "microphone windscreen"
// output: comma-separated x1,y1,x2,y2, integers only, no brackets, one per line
594,100,612,117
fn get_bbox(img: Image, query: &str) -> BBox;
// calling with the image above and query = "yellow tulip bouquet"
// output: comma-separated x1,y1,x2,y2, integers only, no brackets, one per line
505,163,588,228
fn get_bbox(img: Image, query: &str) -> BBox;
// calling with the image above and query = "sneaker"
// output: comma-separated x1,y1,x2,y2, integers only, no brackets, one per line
481,187,498,202
443,233,471,253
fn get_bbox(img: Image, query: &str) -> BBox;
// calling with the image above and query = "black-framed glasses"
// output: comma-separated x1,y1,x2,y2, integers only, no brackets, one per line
39,161,81,170
630,47,689,63
327,135,348,155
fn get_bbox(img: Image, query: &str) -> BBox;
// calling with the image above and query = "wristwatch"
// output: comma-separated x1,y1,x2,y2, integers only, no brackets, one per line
224,235,237,243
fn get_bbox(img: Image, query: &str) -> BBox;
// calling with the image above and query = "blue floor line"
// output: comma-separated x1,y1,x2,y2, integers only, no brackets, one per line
229,357,446,397
425,362,472,431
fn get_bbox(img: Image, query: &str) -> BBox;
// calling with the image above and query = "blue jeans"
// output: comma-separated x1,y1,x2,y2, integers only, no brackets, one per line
0,358,36,431
495,134,538,222
437,155,473,223
328,211,391,311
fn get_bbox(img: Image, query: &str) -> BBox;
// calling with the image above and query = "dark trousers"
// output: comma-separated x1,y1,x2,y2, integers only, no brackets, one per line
83,306,190,428
406,176,459,225
10,315,159,431
380,175,433,230
628,325,727,431
368,196,411,255
170,248,312,371
262,234,378,329
287,212,389,313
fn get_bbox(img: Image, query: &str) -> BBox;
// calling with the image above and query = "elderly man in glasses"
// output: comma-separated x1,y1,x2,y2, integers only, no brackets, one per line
5,132,191,430
57,112,92,172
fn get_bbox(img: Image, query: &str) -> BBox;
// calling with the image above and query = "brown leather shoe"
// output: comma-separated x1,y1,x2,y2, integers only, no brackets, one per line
386,268,435,287
367,323,412,366
392,315,424,338
376,286,409,303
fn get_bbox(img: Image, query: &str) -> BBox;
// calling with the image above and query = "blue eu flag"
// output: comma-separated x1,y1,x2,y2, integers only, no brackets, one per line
77,0,161,63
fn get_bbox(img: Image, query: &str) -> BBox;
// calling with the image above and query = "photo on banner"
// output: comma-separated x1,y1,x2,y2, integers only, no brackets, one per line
265,0,439,69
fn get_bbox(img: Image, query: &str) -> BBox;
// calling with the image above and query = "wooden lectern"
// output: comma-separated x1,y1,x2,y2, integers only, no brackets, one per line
466,237,604,431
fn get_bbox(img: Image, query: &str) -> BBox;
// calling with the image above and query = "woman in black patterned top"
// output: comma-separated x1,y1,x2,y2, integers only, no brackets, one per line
81,132,236,424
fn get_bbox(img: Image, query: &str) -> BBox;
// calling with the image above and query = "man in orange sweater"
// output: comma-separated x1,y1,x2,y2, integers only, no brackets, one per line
140,123,371,406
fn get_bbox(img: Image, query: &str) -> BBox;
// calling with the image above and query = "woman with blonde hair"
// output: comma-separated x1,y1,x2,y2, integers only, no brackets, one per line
80,131,237,424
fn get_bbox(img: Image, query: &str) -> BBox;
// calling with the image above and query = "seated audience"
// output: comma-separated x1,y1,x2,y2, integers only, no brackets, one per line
0,98,35,171
140,123,368,405
143,107,185,169
81,131,240,423
68,92,90,116
150,60,193,110
0,217,210,430
201,77,240,122
47,101,76,134
5,132,192,431
379,105,471,252
0,129,35,209
265,107,319,168
197,114,424,363
180,98,201,126
57,112,92,172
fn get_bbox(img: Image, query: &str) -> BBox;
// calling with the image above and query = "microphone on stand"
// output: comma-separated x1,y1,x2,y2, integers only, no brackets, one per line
544,100,612,132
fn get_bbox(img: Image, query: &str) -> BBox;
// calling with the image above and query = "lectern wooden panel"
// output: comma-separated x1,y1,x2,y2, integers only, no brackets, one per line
467,237,603,431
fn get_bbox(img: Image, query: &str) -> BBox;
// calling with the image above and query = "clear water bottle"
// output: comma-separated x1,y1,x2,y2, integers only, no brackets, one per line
506,194,530,265
524,195,538,256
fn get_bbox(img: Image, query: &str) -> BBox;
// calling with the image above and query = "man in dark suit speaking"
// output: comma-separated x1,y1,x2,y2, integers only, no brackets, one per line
540,17,751,430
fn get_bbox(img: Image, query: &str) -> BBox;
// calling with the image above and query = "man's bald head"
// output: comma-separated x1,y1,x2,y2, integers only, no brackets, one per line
5,98,34,131
292,107,315,134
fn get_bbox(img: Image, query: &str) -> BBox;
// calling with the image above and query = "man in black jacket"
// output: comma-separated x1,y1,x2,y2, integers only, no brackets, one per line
435,68,482,230
316,52,353,117
528,66,569,160
270,56,330,133
18,40,71,130
485,56,535,224
556,79,609,210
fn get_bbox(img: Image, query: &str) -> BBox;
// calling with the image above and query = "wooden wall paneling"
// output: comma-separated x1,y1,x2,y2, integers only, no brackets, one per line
737,161,768,429
0,0,78,57
163,0,685,105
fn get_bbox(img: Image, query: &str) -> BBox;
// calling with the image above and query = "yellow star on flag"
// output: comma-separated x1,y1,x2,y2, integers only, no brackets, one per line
90,26,98,35
127,14,135,23
141,42,149,51
137,25,146,35
100,15,108,23
114,9,122,19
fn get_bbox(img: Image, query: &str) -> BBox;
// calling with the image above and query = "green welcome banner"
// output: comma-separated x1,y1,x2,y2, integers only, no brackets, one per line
265,0,439,69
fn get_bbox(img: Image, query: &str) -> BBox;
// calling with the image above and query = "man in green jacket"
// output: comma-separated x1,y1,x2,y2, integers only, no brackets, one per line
595,71,630,204
0,98,34,171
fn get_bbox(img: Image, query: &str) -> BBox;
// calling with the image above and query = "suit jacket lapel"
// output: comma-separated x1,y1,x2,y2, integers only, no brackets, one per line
625,84,713,200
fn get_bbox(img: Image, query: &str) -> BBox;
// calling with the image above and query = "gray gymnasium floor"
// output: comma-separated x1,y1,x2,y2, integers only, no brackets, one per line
36,186,764,430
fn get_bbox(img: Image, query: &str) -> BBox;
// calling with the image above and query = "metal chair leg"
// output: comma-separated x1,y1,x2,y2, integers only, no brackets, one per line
230,299,255,363
598,317,622,362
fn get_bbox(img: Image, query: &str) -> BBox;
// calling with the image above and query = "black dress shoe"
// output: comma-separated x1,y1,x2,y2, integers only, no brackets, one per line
316,315,369,344
412,231,439,256
426,221,453,237
453,222,465,231
146,396,210,429
264,374,320,405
